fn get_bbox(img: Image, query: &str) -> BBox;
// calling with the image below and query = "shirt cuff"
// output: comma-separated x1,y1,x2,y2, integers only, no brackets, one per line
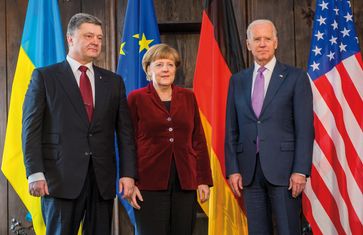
28,172,46,183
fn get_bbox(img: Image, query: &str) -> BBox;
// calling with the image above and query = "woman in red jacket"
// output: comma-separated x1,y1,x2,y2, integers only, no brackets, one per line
128,43,213,235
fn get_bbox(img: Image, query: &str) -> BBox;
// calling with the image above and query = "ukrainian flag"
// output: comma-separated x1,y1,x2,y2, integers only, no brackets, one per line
116,0,160,233
1,0,65,234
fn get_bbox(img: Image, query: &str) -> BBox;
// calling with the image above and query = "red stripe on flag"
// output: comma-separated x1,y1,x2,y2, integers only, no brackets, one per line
194,11,232,174
302,193,324,235
309,165,346,234
314,114,363,233
314,77,363,193
335,63,363,130
356,53,363,70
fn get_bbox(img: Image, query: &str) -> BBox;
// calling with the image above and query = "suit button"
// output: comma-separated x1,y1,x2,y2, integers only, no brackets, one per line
89,133,93,137
168,127,173,132
169,138,174,142
167,117,172,121
85,152,89,156
257,121,261,124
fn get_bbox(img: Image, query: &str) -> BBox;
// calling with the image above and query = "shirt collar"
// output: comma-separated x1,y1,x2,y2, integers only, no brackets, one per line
66,55,94,75
254,56,276,73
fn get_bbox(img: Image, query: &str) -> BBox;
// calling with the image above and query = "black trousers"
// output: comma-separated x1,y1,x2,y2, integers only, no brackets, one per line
41,160,114,235
135,159,197,235
243,154,302,235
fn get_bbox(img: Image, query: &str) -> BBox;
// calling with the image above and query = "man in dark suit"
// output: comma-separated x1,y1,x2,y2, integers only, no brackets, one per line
22,13,136,235
225,19,314,234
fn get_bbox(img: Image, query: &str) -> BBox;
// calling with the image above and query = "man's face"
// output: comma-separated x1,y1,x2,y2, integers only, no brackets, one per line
247,22,278,66
67,23,103,64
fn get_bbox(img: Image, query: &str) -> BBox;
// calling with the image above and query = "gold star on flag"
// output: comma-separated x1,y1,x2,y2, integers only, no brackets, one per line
139,33,153,52
119,42,126,55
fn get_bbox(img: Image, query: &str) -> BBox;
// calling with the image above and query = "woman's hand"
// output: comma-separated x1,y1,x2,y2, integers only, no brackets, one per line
197,184,210,203
129,186,143,210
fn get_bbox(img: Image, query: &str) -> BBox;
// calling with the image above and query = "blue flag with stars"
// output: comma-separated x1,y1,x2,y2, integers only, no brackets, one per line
116,0,160,233
117,0,161,94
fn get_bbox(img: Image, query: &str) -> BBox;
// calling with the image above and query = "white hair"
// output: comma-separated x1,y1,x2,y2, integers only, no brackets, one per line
246,19,278,40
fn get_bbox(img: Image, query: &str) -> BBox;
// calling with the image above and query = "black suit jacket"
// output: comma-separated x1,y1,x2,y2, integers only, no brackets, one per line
22,61,136,200
225,61,314,186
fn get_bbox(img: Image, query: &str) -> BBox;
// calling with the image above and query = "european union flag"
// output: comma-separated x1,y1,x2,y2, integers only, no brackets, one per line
116,0,160,233
117,0,161,94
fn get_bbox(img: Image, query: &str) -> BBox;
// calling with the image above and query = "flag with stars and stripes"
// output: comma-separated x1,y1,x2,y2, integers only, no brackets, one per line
302,0,363,234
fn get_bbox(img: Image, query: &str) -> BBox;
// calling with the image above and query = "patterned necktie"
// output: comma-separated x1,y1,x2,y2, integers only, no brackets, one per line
79,65,93,122
252,66,266,118
252,66,266,152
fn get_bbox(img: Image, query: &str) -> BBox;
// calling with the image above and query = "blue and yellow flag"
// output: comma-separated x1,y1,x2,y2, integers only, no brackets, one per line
117,0,161,94
116,0,160,233
1,0,65,234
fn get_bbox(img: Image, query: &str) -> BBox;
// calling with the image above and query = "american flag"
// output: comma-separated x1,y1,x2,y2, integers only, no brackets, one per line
303,0,363,234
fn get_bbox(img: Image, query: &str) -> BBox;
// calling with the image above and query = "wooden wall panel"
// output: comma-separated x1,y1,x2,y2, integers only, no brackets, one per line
294,0,315,70
353,0,363,56
247,0,295,66
82,0,109,69
154,0,202,23
160,34,200,88
0,0,8,233
59,0,81,57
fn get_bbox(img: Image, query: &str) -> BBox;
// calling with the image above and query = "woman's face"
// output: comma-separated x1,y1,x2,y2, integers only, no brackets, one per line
147,58,176,88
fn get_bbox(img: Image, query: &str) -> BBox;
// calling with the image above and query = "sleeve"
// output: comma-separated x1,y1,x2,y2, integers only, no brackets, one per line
224,75,241,177
292,70,314,176
22,69,46,178
115,75,137,179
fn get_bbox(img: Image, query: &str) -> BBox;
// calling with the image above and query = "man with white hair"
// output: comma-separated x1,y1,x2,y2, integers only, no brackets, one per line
225,19,314,234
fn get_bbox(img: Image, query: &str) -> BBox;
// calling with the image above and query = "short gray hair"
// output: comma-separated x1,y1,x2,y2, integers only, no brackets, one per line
67,13,102,36
246,19,277,40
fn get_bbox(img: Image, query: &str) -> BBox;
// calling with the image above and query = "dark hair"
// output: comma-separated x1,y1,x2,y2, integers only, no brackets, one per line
67,13,102,36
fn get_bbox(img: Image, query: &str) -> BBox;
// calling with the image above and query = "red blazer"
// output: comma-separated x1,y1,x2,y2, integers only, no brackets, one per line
128,83,213,190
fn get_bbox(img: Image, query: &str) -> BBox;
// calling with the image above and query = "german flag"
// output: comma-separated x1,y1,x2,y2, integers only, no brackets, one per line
193,0,248,234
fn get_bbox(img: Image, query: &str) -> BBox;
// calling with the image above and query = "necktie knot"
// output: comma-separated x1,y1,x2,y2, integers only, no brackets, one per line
257,66,266,74
79,65,88,73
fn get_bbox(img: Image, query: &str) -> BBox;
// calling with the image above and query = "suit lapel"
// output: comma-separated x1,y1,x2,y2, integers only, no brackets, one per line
261,61,287,116
90,66,110,128
147,83,171,114
57,61,89,126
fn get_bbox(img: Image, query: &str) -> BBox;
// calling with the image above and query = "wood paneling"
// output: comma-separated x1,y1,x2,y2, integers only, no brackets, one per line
294,0,315,70
353,0,363,56
161,34,200,88
0,0,8,233
154,0,203,23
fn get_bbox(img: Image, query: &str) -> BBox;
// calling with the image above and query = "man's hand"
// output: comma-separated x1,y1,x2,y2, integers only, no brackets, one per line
129,186,143,210
289,173,307,198
228,173,243,197
119,177,135,199
197,184,210,203
29,180,49,197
